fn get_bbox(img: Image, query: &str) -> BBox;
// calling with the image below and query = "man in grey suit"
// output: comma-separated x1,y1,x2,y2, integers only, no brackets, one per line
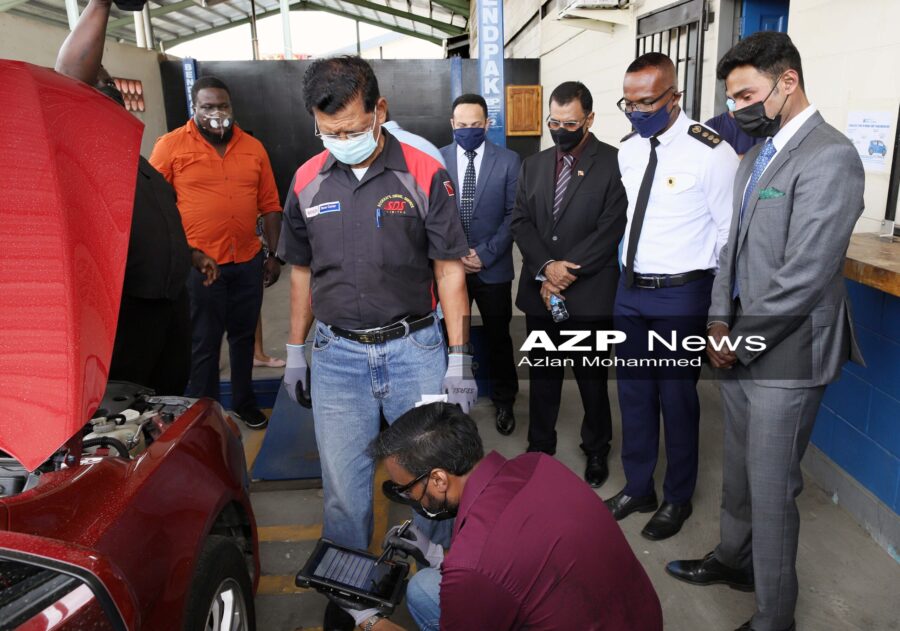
667,32,865,631
441,94,521,436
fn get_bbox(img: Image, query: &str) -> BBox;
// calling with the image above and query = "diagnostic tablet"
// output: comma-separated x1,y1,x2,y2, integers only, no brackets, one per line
295,538,410,614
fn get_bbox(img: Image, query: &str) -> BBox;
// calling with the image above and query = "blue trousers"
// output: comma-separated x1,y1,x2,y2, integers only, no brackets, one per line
186,250,263,411
310,317,451,552
613,274,713,504
406,567,441,631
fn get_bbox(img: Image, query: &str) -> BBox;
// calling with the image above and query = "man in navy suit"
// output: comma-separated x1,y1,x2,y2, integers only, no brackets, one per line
440,94,520,436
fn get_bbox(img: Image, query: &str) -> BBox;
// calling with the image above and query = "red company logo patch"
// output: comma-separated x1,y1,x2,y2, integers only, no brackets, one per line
443,180,455,197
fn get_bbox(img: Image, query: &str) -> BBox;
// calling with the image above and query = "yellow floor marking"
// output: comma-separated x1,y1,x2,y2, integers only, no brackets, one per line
258,524,322,542
257,574,309,595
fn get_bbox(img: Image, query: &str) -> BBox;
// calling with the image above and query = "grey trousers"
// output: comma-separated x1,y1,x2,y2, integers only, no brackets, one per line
714,367,825,631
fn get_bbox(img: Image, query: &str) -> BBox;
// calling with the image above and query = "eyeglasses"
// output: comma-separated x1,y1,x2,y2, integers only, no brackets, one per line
315,112,376,141
546,115,588,132
616,87,677,113
382,469,431,503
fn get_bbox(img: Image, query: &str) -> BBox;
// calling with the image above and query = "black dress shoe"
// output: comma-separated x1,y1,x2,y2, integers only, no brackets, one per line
584,455,608,488
735,619,795,631
324,601,355,631
603,489,658,520
665,551,754,592
234,404,268,430
641,501,692,540
496,406,515,435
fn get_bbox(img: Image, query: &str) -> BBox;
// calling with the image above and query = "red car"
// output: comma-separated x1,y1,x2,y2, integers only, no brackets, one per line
0,61,259,631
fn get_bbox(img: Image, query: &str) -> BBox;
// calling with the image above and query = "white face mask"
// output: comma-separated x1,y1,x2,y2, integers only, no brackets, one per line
318,113,380,165
196,110,233,138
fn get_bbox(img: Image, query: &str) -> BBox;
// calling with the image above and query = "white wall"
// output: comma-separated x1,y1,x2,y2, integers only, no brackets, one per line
789,0,900,233
0,12,169,157
528,0,725,150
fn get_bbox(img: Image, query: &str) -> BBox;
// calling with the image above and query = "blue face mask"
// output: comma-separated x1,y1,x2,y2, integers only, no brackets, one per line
625,101,673,138
453,127,486,151
321,114,380,165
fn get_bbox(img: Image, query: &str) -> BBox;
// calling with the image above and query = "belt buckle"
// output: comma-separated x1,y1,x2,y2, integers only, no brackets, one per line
654,276,664,289
358,333,375,344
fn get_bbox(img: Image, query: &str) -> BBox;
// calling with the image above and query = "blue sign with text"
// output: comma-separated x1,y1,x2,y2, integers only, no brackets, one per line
182,57,198,118
478,0,506,147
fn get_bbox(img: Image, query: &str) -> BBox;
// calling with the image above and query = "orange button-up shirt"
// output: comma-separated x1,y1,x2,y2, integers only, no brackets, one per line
149,120,282,264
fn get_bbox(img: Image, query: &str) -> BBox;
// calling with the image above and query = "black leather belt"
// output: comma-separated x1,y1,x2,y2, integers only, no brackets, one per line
330,314,434,344
631,269,713,289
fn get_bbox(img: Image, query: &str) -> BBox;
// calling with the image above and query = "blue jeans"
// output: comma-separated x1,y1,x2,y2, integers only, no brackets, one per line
311,316,450,550
406,568,441,631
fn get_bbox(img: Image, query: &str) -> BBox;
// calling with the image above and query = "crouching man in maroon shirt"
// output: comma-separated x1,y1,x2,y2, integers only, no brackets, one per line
348,402,663,631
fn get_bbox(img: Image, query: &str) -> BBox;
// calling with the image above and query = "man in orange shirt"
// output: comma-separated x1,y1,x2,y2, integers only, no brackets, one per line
150,77,282,429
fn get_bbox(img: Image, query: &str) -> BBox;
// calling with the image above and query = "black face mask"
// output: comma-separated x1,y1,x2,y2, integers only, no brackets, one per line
733,79,789,138
98,84,125,108
194,115,234,145
414,486,457,521
550,126,586,152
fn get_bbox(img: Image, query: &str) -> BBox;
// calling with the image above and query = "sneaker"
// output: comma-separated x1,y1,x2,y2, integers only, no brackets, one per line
234,405,268,430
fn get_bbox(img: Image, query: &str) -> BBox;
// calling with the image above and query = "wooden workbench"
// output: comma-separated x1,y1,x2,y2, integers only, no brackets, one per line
843,232,900,297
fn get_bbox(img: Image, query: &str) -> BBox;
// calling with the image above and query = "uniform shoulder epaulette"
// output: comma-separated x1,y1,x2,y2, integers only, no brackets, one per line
621,130,638,142
688,123,723,148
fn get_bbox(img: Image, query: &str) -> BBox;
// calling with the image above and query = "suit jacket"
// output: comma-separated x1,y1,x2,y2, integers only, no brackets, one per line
709,111,865,387
440,140,520,283
511,134,628,319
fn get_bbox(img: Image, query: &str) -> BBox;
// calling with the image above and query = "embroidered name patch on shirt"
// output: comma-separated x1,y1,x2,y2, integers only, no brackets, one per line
305,201,341,219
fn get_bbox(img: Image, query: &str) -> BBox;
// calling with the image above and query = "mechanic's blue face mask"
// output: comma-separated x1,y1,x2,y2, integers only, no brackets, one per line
320,113,380,166
453,126,486,151
625,98,674,138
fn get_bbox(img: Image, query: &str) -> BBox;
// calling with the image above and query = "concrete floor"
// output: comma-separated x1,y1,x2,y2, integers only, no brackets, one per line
234,264,900,631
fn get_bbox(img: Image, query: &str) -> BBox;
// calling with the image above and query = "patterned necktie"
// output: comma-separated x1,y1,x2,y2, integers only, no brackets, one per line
552,154,575,221
733,139,777,300
460,149,477,239
624,137,660,287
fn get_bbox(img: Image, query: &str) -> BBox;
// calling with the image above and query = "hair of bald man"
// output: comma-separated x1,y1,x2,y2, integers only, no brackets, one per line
626,52,677,83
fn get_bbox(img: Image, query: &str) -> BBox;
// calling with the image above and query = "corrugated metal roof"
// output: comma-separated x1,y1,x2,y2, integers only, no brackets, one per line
5,0,468,48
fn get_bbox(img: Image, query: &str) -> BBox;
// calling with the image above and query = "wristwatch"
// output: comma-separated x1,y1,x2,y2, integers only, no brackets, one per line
448,343,474,355
363,614,386,631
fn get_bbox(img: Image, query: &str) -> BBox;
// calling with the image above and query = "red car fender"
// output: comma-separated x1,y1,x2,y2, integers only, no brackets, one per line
0,530,139,630
2,399,258,631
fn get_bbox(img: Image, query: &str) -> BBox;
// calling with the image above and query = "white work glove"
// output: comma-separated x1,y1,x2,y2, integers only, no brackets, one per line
283,344,311,407
382,524,444,570
443,353,478,414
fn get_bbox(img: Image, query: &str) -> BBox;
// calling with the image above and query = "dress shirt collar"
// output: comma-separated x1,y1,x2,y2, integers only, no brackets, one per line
771,104,817,152
655,108,689,147
556,131,592,165
457,140,485,157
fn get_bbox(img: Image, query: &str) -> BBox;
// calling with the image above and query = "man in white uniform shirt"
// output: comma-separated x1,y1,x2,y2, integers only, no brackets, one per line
604,52,739,541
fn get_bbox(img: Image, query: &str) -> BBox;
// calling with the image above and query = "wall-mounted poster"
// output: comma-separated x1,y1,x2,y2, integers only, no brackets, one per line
845,110,895,173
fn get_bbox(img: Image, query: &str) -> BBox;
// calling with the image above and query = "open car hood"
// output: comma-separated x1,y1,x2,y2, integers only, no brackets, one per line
0,61,142,471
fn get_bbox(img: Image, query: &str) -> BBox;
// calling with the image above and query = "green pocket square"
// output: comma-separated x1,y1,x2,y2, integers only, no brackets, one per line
758,187,785,199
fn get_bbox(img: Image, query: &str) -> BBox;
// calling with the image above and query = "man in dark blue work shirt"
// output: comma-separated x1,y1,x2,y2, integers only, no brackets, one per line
279,56,475,631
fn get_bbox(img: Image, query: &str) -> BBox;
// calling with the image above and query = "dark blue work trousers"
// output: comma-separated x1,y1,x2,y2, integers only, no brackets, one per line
613,274,713,504
186,250,264,411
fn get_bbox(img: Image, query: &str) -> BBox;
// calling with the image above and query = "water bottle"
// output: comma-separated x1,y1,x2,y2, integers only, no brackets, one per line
550,295,569,323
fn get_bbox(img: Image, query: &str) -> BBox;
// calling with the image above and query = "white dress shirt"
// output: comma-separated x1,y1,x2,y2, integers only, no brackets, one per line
456,141,485,185
618,110,740,275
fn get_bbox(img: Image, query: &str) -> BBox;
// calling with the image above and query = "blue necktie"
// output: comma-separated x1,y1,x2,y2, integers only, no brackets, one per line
733,139,777,300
